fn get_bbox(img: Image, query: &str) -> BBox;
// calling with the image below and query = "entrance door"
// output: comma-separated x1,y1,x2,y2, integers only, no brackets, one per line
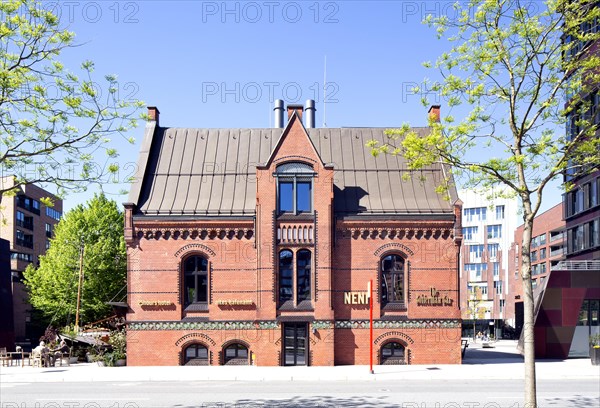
283,323,307,366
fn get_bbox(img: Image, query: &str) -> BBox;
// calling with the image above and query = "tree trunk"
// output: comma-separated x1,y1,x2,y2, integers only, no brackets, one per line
521,216,537,408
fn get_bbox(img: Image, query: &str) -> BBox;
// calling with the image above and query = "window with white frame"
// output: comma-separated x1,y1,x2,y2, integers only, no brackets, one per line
487,224,502,239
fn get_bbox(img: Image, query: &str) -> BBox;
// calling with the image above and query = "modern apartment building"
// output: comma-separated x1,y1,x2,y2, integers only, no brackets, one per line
508,203,565,336
458,188,518,338
0,176,63,347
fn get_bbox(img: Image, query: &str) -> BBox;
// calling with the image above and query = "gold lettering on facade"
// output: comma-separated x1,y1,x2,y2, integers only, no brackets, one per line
416,287,454,306
344,292,370,305
216,299,254,306
139,300,174,306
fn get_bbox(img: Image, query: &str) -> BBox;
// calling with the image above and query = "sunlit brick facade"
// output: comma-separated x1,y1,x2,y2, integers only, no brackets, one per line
124,103,463,366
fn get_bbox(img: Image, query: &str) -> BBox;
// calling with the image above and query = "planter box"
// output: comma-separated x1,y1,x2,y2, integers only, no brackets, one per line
591,347,600,366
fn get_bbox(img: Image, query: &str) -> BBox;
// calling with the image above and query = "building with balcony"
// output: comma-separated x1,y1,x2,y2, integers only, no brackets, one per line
508,203,565,337
0,176,63,347
124,102,464,366
458,188,518,338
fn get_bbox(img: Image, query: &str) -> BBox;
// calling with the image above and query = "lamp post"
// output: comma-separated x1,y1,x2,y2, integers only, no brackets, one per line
368,279,374,374
74,242,85,330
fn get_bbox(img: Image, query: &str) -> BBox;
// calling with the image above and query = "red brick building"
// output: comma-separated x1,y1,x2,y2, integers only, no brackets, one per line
124,102,463,366
508,203,565,336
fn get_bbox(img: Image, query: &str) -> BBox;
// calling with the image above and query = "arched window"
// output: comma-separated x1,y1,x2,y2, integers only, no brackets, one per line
183,344,208,365
380,342,406,365
275,162,314,214
279,250,293,304
381,254,405,305
296,250,311,303
183,256,208,306
223,343,249,365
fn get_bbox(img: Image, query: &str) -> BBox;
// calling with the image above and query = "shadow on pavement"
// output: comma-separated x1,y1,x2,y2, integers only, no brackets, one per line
462,347,523,364
211,396,396,407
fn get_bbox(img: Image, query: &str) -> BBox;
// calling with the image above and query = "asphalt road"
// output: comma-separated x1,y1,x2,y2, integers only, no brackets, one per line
1,379,599,408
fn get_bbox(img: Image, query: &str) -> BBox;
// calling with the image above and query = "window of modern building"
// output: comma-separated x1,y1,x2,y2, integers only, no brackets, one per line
530,251,538,262
296,249,311,303
499,299,505,313
223,343,248,365
465,263,487,279
16,230,33,249
279,250,293,304
46,240,50,250
488,243,499,259
539,247,547,260
46,207,62,221
464,207,487,222
493,262,500,277
276,162,314,215
463,226,478,240
487,225,502,239
495,205,505,220
10,252,33,262
481,285,488,295
183,256,208,306
380,342,405,365
45,223,53,238
381,254,405,306
494,280,503,295
183,344,208,365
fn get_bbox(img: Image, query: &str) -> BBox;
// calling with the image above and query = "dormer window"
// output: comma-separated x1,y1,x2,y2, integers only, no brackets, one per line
275,162,314,215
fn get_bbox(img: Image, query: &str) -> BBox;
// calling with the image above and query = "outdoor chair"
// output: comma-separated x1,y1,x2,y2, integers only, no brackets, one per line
0,348,10,367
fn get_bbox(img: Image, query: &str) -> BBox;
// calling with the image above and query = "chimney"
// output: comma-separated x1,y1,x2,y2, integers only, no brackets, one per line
287,104,304,122
274,99,284,128
428,105,441,123
148,106,160,125
305,99,316,128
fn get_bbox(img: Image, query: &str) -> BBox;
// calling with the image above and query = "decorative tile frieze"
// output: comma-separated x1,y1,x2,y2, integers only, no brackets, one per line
334,319,461,329
128,321,280,331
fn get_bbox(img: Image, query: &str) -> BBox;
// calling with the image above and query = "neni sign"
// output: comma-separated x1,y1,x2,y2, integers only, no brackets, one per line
416,288,454,306
344,292,370,305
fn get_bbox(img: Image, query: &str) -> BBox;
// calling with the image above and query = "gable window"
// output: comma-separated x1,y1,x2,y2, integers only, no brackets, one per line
183,256,208,306
275,162,314,215
381,254,405,306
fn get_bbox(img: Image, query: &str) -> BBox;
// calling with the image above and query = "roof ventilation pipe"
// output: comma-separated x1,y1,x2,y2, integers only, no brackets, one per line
305,99,316,128
274,99,284,128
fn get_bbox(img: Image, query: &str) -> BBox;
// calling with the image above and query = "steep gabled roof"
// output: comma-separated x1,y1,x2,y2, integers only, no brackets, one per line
128,126,457,218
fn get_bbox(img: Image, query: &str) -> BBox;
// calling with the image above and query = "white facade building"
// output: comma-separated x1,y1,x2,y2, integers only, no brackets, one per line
459,188,519,335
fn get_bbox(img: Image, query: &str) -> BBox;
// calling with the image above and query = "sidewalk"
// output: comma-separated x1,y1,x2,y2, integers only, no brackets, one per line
1,340,598,383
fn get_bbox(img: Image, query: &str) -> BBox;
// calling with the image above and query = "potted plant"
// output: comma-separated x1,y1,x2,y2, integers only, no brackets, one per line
590,334,600,366
108,330,127,367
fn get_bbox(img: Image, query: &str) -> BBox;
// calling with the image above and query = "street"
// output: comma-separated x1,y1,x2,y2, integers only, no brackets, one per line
1,379,599,408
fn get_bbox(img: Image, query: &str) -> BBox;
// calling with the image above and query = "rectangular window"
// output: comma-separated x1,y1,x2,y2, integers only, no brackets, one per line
487,225,502,239
464,207,487,222
494,280,503,295
45,223,53,238
488,243,499,259
465,263,487,279
279,182,294,213
499,299,505,313
493,262,500,277
539,247,546,260
530,251,537,262
296,182,311,213
495,205,505,220
469,244,484,258
463,226,478,240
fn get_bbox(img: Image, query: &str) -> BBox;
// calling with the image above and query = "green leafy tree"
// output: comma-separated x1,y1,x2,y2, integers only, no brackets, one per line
368,1,599,406
0,0,144,205
24,194,126,327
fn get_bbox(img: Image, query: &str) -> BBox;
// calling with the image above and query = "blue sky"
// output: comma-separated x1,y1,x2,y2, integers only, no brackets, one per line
47,0,563,216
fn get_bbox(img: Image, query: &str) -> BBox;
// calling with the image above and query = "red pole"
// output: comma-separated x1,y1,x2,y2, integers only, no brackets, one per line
369,279,374,374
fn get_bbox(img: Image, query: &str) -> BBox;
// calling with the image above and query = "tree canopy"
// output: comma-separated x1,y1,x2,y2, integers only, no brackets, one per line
23,194,126,327
0,0,144,203
368,1,599,406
